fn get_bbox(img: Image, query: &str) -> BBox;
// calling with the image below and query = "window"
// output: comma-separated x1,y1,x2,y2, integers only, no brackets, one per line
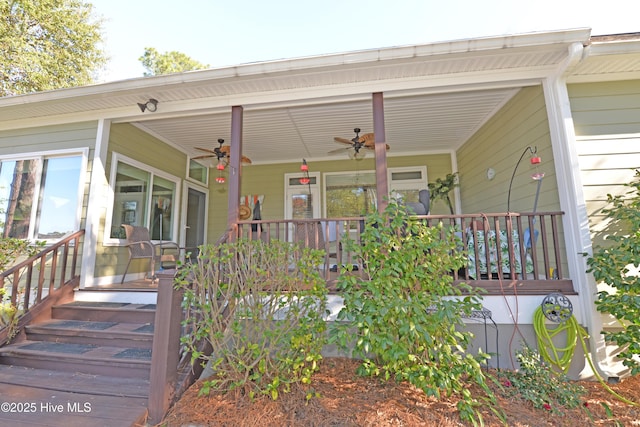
0,153,84,240
324,171,377,218
107,154,179,242
187,159,208,185
388,166,428,204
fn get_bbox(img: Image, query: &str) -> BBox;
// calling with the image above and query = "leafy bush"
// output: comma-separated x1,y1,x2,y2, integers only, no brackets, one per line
330,201,500,424
498,346,587,415
0,237,41,271
1,237,44,333
587,169,640,374
176,238,328,400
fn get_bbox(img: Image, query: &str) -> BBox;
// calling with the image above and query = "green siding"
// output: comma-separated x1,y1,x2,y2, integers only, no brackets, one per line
95,123,189,279
457,86,561,215
206,154,453,238
0,122,98,154
568,80,640,247
569,80,640,136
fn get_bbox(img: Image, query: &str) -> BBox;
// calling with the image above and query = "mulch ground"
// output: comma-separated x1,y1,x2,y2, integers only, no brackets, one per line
161,357,640,426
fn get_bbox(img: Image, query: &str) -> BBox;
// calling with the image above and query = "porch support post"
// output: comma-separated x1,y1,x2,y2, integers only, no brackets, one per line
372,92,389,212
227,105,243,233
80,119,110,288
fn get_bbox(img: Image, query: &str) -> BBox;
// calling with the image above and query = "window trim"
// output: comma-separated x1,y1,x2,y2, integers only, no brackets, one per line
104,152,181,246
0,148,88,242
387,166,428,201
186,157,209,187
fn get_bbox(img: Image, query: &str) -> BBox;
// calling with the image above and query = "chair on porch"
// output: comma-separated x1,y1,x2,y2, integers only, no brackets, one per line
121,224,180,283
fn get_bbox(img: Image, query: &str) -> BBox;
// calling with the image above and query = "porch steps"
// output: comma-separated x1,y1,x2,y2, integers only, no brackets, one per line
0,301,155,380
0,299,156,425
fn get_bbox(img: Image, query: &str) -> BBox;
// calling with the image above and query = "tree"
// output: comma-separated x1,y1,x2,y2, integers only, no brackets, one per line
0,0,107,97
139,47,209,77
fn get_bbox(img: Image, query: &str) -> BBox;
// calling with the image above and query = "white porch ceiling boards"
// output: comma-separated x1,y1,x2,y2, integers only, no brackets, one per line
135,88,520,164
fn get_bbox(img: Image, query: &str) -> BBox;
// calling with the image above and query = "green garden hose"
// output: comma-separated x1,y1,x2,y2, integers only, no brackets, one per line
533,306,579,374
532,306,639,407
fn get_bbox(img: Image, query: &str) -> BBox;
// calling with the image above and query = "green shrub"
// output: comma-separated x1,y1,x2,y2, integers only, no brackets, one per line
1,237,44,333
498,346,587,415
176,238,328,400
587,169,640,374
330,201,501,424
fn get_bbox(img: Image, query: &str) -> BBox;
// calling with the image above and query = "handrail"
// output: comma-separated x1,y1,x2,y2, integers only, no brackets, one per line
0,230,84,324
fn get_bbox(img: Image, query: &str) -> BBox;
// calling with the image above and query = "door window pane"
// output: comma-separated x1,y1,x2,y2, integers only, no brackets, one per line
35,156,82,239
150,176,175,241
111,163,149,238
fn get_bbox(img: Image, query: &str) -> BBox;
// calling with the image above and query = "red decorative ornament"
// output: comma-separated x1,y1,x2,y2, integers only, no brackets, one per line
216,162,225,171
530,156,541,165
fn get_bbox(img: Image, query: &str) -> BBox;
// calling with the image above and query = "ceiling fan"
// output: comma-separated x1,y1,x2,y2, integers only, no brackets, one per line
330,128,389,159
193,139,252,165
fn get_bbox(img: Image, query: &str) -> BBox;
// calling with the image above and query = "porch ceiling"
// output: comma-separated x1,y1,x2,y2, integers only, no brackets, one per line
133,88,519,165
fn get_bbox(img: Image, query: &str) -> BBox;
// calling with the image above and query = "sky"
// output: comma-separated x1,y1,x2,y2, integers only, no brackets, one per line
90,0,639,83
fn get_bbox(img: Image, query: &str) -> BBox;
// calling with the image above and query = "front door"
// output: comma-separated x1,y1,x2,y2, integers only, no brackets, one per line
183,185,208,261
284,172,320,240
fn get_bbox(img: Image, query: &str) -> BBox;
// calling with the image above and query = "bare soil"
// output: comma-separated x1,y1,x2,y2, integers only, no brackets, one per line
162,357,640,426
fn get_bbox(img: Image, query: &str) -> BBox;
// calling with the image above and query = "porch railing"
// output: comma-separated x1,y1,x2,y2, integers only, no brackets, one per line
235,212,574,294
0,230,84,342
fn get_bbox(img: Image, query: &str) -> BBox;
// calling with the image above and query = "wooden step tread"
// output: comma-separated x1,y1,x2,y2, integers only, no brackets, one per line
27,319,154,336
56,301,156,310
0,381,147,427
0,364,149,398
0,340,152,364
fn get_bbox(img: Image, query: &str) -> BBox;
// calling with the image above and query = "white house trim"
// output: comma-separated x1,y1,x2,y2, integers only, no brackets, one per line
80,119,110,288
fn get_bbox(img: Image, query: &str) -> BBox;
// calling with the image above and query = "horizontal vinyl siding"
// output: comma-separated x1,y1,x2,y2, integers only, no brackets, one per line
568,81,640,246
569,80,640,136
457,86,561,214
0,122,98,154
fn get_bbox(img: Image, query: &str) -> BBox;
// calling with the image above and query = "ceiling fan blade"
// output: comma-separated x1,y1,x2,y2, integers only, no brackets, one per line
195,147,217,154
333,137,353,145
217,145,251,164
192,154,215,159
328,147,351,155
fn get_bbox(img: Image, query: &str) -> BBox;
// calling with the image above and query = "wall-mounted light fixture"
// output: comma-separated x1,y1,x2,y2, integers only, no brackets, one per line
137,98,158,113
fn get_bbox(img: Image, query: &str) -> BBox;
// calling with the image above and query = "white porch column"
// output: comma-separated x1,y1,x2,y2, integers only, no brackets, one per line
80,119,110,288
542,43,614,377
